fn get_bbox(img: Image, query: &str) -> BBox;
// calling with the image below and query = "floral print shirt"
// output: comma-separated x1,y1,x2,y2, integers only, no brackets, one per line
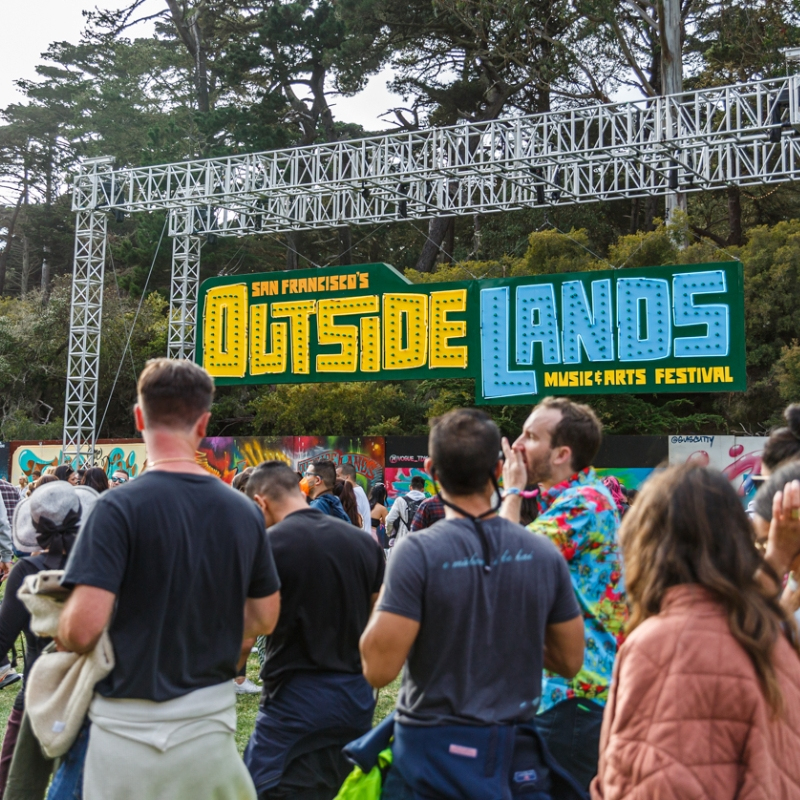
530,467,626,713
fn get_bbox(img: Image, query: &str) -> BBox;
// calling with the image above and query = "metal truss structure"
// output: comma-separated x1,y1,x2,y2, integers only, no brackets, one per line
64,208,108,464
64,75,800,463
168,211,204,360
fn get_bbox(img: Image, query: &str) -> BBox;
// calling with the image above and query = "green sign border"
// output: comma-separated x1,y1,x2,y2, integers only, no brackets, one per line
195,260,746,404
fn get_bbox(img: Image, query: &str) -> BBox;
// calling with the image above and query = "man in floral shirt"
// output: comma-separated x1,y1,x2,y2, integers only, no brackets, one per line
501,396,625,790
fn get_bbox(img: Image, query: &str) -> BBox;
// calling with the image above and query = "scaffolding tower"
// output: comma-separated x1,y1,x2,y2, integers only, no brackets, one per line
64,75,800,463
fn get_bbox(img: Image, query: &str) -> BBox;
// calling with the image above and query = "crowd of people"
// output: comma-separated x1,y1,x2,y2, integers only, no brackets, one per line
0,358,798,800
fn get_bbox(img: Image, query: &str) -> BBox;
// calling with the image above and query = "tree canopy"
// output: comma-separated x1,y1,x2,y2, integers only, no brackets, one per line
1,0,799,439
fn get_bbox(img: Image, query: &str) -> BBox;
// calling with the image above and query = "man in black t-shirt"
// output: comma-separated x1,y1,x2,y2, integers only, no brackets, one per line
243,461,385,800
59,359,281,800
360,409,585,800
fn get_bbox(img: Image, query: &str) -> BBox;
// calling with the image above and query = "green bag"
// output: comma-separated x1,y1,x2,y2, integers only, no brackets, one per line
334,747,393,800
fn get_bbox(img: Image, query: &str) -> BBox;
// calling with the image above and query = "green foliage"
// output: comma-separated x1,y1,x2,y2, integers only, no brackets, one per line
250,382,429,436
775,342,800,405
405,259,512,284
512,229,598,275
588,396,727,435
0,282,167,441
606,220,679,269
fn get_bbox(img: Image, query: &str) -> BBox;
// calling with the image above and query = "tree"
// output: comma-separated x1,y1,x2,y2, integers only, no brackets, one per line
337,0,622,272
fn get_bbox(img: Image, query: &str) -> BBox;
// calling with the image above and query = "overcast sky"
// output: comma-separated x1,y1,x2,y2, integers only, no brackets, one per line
1,0,400,134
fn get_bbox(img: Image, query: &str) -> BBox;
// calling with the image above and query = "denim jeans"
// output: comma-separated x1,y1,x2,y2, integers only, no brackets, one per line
535,698,603,791
46,721,90,800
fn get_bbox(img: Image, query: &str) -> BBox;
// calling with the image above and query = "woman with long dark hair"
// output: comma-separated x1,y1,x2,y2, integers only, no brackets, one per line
592,465,800,799
81,467,109,494
53,464,79,486
333,479,361,527
368,483,389,546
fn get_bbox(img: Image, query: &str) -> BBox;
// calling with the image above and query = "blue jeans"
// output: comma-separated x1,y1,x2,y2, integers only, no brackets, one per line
46,721,90,800
535,698,603,791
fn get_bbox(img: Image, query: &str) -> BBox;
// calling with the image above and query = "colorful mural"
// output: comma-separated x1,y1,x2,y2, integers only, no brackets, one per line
668,434,768,503
10,441,147,485
196,436,384,490
294,437,384,494
385,468,435,506
197,437,293,483
2,435,767,512
595,467,655,493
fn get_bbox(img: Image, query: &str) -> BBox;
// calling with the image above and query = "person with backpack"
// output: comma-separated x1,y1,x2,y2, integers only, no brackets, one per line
385,476,426,546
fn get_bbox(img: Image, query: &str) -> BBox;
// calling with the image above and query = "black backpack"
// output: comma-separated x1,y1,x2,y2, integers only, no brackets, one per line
391,494,424,536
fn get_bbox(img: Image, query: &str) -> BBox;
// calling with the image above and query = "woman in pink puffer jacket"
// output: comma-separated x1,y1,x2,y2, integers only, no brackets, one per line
592,464,800,800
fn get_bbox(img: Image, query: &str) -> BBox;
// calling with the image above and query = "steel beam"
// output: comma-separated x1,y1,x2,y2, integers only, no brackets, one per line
70,77,800,237
168,210,203,360
62,209,108,466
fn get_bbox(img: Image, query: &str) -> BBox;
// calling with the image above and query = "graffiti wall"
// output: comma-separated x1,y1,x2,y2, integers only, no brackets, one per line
9,440,147,485
3,434,768,509
668,434,768,502
383,437,431,505
197,437,294,483
197,436,384,493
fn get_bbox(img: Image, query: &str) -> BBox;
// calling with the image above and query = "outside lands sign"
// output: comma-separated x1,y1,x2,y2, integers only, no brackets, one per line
196,261,746,405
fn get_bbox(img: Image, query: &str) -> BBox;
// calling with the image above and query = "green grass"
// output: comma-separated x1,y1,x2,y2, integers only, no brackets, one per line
373,676,401,726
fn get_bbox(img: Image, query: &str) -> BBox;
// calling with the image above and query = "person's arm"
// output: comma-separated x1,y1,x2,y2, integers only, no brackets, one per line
243,591,281,639
361,536,423,686
360,594,420,688
410,503,426,532
499,437,526,525
357,489,372,533
58,585,116,654
0,563,33,654
543,616,584,678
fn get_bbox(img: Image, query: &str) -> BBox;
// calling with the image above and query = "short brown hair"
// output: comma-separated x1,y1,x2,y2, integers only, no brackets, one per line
137,358,214,429
535,397,602,472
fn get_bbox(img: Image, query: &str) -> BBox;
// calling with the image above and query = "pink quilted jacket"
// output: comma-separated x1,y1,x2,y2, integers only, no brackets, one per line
591,584,800,800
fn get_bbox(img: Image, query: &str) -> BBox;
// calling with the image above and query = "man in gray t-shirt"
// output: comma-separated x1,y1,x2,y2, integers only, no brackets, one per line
360,409,583,798
380,515,579,726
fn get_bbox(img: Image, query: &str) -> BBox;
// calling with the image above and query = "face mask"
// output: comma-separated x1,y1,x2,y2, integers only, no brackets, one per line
299,476,312,496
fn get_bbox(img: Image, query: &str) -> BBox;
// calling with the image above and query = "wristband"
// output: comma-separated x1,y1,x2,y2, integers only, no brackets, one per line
505,487,523,498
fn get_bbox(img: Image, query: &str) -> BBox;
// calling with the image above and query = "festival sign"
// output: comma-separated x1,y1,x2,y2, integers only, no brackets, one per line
196,261,746,404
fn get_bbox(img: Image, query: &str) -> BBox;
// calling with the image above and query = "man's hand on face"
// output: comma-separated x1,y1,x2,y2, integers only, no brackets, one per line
502,437,528,492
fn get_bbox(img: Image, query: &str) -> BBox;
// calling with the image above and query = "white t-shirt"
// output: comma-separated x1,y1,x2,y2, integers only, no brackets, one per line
353,484,372,534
